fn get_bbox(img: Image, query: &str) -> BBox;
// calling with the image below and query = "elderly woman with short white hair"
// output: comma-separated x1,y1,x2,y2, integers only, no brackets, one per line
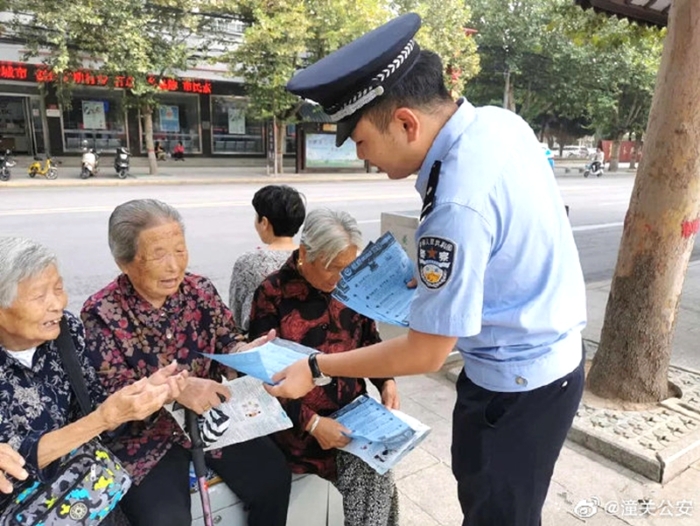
0,236,182,524
249,208,401,526
81,198,292,526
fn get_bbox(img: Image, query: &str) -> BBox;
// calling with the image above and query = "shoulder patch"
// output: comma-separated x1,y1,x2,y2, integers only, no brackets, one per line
418,236,456,289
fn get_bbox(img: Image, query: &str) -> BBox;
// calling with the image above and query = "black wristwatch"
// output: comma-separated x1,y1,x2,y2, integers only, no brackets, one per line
308,353,332,386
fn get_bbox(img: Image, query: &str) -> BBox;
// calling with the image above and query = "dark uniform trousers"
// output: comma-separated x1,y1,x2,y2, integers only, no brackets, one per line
451,347,585,526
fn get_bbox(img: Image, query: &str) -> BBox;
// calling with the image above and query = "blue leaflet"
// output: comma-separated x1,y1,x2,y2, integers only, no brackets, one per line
201,339,317,384
332,232,415,326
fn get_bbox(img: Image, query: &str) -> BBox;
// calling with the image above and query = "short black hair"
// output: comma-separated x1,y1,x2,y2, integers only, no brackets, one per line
364,49,453,131
252,185,306,237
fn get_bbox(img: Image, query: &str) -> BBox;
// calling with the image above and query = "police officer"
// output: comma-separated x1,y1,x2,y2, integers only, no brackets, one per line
266,13,587,526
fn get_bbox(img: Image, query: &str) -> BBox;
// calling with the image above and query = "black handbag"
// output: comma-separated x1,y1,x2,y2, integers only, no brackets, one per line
0,317,132,526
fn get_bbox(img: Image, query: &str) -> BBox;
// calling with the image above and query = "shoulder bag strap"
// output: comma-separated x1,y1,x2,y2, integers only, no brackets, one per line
56,316,94,417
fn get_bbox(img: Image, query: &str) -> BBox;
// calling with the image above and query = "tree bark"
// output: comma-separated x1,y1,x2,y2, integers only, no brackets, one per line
142,105,158,176
587,0,700,403
608,136,622,173
503,68,516,112
629,134,643,171
276,119,285,175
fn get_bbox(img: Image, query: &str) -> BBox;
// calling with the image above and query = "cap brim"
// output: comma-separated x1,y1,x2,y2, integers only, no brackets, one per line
335,113,362,147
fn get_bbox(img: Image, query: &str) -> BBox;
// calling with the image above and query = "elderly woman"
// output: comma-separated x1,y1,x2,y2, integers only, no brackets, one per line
80,199,291,526
249,208,400,526
0,444,27,494
228,184,306,333
0,237,182,523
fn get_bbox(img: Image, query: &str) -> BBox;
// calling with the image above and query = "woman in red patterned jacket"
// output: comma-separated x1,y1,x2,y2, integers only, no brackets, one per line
249,208,401,526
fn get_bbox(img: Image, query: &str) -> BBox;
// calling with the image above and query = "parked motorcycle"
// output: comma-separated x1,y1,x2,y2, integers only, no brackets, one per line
0,149,15,181
583,161,604,178
28,155,59,179
80,147,100,179
114,147,130,179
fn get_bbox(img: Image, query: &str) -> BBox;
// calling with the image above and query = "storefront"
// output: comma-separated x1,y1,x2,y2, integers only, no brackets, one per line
0,70,48,155
141,91,202,154
61,87,128,152
210,95,265,155
0,54,298,159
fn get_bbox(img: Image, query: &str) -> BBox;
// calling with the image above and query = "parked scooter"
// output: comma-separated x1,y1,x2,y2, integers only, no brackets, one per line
583,161,604,178
0,149,15,181
80,147,100,179
28,154,59,179
114,147,130,179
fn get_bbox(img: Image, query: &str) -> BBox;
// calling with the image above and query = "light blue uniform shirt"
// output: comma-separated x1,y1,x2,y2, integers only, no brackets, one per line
410,99,587,393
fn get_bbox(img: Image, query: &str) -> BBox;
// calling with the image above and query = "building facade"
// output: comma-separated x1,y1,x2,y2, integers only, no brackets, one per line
0,15,297,159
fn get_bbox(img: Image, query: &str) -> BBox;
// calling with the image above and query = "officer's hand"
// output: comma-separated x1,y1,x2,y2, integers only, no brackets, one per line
0,444,28,494
309,417,352,450
406,278,417,289
381,380,400,410
265,358,315,399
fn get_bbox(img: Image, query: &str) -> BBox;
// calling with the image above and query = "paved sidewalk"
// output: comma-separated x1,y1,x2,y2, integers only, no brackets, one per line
384,262,700,525
0,156,635,187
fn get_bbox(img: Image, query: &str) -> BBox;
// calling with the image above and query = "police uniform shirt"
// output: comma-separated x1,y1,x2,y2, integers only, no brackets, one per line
411,98,587,393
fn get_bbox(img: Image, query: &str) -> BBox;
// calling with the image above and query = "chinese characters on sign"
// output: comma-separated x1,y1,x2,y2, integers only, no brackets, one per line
0,64,28,80
0,61,211,94
574,497,693,519
148,76,212,94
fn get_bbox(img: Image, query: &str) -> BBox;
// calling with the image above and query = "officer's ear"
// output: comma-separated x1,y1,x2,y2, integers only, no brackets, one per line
393,107,420,144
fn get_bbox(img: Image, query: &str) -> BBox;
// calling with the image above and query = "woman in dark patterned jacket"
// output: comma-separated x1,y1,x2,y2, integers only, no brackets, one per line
249,208,401,526
80,199,291,526
0,236,184,524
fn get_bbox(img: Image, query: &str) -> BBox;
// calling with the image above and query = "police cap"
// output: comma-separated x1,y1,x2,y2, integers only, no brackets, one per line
286,13,422,147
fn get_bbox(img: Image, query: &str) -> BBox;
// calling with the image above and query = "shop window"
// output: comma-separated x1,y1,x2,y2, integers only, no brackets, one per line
61,89,128,152
210,96,264,154
142,93,201,154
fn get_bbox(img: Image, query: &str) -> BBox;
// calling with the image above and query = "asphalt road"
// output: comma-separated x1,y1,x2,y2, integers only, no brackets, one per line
1,173,688,314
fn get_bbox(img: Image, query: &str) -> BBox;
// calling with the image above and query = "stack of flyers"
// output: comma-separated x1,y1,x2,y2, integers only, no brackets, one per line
331,395,431,475
332,232,415,326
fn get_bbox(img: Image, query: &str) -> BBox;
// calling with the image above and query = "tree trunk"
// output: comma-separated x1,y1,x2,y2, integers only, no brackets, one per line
629,134,643,171
503,68,516,112
587,0,700,403
142,105,158,175
608,136,622,173
276,119,285,175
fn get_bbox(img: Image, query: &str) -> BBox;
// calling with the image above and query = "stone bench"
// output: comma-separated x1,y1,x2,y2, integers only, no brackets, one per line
191,473,344,525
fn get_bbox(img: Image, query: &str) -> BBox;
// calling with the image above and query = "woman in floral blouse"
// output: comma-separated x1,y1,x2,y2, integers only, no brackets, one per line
81,199,291,526
249,208,401,526
0,236,183,524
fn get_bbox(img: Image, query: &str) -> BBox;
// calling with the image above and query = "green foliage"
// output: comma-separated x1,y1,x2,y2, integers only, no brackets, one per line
464,0,663,146
395,0,480,95
225,0,391,123
228,0,481,122
8,0,230,109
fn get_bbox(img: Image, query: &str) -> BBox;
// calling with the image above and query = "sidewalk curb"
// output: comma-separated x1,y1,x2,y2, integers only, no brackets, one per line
0,173,394,188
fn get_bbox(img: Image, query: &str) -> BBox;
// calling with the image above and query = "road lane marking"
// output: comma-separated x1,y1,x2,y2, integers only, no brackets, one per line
572,222,623,232
0,194,418,217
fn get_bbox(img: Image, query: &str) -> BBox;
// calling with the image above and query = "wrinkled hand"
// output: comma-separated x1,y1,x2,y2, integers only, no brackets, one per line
264,358,315,399
175,377,231,415
309,417,352,450
0,444,28,494
236,329,276,353
98,378,171,430
381,380,400,410
147,361,189,403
